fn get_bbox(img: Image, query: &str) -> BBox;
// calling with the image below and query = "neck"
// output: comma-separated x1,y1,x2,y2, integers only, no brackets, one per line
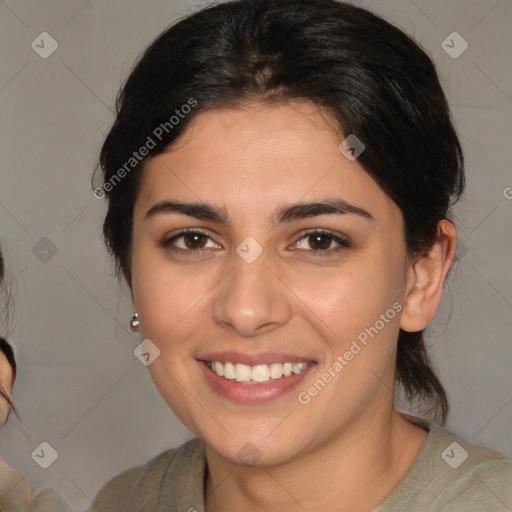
204,409,428,512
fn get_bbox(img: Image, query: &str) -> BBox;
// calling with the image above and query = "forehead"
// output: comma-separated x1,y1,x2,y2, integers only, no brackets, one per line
135,100,398,226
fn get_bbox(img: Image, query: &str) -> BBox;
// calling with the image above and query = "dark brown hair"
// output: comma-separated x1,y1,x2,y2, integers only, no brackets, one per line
94,0,464,423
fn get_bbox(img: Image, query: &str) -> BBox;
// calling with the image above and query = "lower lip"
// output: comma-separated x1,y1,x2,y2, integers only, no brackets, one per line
198,360,316,404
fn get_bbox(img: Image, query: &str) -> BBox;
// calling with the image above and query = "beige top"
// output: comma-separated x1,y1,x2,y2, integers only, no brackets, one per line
84,418,512,511
0,459,71,512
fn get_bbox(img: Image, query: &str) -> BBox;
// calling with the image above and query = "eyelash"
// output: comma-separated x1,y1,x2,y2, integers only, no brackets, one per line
161,228,351,257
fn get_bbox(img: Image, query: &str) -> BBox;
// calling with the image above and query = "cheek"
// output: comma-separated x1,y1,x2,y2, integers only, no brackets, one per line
0,383,12,427
0,356,13,393
131,247,217,347
302,257,401,341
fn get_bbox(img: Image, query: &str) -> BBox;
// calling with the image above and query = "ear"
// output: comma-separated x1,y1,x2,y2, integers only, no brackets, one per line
400,219,457,332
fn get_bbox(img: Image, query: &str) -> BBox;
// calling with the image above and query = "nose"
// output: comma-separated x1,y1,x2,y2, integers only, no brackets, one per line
211,246,293,338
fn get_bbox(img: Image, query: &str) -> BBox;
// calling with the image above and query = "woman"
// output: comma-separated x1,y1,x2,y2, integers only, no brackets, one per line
87,0,512,510
0,247,19,429
0,339,17,429
0,247,71,511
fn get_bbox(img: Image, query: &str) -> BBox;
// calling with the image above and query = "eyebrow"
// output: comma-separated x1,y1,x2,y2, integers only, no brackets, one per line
144,198,374,227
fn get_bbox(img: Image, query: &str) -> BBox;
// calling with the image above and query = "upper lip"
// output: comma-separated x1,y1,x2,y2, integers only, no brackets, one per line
197,351,317,366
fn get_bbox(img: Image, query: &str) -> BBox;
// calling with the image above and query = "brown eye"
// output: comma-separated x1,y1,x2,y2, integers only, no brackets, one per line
307,233,333,251
294,229,351,255
182,232,208,249
161,229,220,252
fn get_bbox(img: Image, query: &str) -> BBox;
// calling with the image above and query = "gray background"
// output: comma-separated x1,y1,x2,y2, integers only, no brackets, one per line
0,0,511,510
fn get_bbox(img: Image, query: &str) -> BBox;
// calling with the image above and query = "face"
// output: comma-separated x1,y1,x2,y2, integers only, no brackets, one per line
0,349,13,426
131,100,412,466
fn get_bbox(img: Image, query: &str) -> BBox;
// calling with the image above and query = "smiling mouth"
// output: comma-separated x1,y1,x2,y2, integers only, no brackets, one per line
203,360,311,384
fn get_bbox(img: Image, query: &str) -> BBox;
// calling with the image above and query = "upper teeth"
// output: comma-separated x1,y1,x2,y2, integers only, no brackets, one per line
207,361,308,382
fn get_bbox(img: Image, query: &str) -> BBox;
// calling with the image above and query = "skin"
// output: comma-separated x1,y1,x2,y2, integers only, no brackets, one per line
129,99,457,511
0,350,13,426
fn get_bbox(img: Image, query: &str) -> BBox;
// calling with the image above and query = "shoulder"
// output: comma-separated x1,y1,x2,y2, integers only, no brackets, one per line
428,424,512,510
378,418,512,511
0,459,72,511
85,437,205,512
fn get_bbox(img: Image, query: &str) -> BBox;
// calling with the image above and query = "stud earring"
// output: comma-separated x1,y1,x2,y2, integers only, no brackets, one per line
414,283,423,289
130,312,140,331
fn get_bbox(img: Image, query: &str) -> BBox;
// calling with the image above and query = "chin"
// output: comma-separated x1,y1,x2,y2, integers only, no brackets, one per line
201,427,304,468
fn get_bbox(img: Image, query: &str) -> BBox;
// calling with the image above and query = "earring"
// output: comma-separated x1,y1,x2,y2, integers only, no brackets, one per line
414,283,422,289
130,312,140,331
